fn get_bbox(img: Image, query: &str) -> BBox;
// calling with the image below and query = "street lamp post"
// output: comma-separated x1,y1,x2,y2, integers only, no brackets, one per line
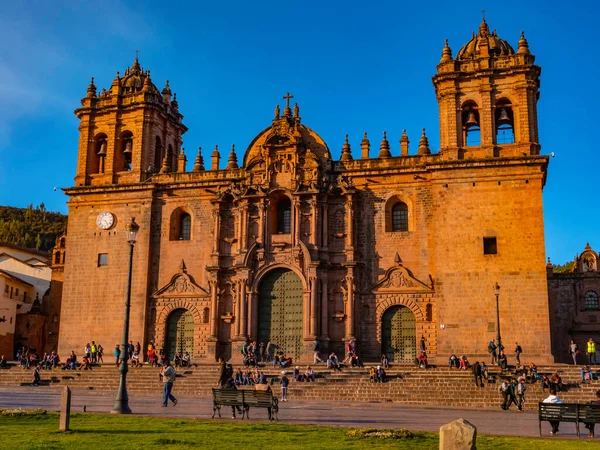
494,282,502,362
111,217,139,414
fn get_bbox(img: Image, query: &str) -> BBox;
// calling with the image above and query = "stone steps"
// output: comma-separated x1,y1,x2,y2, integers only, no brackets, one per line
2,364,596,409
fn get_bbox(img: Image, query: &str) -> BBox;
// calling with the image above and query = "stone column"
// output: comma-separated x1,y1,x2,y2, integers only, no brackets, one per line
345,274,355,339
212,207,221,254
320,274,329,340
240,204,247,251
241,281,248,338
321,202,328,249
310,275,318,338
233,280,241,338
293,199,300,247
209,280,218,338
345,196,354,250
310,198,317,246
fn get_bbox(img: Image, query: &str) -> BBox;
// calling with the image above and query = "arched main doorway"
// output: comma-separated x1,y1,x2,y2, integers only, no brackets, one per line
257,269,303,359
165,308,194,360
381,305,416,363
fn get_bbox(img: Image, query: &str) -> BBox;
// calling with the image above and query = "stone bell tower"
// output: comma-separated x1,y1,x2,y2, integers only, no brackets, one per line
433,18,541,160
73,55,187,186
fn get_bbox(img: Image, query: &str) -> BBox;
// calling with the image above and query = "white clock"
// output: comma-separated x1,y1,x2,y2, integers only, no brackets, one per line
96,212,115,230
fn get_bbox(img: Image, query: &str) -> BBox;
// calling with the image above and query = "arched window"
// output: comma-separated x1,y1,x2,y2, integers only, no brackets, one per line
54,252,61,264
462,101,480,147
426,303,433,322
92,134,108,174
179,213,191,240
170,208,192,241
585,291,599,310
202,307,210,324
153,136,163,173
495,99,515,144
391,202,409,232
276,197,291,234
121,131,133,171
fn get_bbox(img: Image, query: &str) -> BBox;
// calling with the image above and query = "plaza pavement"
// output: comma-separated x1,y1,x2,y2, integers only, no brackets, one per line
0,386,587,440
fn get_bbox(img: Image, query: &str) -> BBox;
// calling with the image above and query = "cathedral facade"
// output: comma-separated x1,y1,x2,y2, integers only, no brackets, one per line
57,19,554,363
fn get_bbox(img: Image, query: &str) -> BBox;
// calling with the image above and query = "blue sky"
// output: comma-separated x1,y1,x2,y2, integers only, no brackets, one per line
0,1,597,264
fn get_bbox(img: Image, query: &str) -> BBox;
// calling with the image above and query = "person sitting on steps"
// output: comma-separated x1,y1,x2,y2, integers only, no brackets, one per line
78,355,92,370
448,354,459,368
459,355,470,370
498,350,508,371
327,352,341,371
304,365,315,382
381,354,389,369
182,352,191,368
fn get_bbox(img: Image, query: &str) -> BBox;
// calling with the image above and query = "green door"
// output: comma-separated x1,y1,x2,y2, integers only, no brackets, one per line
166,309,194,360
257,269,303,359
382,306,416,363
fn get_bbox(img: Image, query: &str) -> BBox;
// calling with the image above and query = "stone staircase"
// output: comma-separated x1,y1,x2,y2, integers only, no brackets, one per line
1,363,598,409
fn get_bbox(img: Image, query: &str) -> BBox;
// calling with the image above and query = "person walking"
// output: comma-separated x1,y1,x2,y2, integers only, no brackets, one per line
584,389,600,438
160,359,178,407
499,379,510,410
32,364,41,386
587,338,596,365
517,379,526,411
280,371,289,402
514,342,523,366
508,378,519,410
569,339,579,365
113,344,121,366
543,388,563,436
488,340,497,365
217,357,226,388
313,339,323,364
472,361,483,387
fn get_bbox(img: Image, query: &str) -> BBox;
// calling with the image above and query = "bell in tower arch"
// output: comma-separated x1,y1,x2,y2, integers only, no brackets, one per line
497,107,511,125
465,111,478,127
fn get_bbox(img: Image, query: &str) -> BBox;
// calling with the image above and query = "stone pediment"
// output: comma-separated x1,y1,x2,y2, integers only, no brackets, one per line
153,261,209,298
371,265,433,293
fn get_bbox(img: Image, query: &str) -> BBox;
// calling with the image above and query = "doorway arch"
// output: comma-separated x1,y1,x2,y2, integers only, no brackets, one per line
381,305,416,363
257,269,303,359
165,308,194,360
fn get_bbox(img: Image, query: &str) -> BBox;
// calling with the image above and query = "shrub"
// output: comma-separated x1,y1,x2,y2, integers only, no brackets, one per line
346,428,414,439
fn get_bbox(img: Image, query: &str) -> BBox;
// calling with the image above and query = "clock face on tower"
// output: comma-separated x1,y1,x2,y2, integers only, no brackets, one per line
96,212,115,230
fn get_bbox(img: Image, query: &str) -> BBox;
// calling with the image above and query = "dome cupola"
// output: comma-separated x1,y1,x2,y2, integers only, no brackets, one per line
456,18,515,60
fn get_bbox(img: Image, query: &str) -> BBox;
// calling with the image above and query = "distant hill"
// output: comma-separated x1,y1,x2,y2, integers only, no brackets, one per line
0,204,67,252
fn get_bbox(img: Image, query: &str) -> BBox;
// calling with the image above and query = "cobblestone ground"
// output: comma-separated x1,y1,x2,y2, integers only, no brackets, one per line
0,386,589,440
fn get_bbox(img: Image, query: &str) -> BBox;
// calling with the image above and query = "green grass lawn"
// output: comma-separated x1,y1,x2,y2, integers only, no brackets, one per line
0,412,599,450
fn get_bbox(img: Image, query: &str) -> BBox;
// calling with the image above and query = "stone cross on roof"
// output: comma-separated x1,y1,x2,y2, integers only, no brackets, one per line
282,92,294,109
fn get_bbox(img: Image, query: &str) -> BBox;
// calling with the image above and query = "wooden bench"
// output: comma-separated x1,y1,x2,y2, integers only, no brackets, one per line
212,388,278,421
538,402,600,436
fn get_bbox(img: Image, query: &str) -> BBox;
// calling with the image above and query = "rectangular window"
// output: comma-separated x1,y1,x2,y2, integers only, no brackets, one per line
98,253,109,267
483,237,497,255
3,285,7,294
15,288,19,297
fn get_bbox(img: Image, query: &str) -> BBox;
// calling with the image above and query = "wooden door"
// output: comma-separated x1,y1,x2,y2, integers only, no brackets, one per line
382,306,416,363
257,269,303,359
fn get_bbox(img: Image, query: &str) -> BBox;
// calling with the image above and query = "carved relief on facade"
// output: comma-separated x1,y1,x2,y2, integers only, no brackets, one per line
329,207,346,250
371,265,433,293
153,270,209,297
